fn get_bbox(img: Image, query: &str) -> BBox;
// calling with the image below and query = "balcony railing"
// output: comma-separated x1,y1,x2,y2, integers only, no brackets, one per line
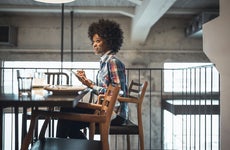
0,64,220,150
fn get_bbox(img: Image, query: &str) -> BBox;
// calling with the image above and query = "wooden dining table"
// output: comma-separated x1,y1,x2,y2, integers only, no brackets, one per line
0,86,89,150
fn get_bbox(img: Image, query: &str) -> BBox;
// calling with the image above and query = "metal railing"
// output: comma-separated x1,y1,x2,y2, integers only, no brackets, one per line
0,65,220,150
161,65,220,150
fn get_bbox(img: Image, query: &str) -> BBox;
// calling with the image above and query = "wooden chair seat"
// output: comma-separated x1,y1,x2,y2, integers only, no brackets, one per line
31,138,102,150
110,120,139,134
95,119,138,135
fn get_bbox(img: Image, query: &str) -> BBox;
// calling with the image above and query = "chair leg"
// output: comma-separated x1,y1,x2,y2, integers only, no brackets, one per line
100,125,109,150
39,116,51,139
21,115,38,150
139,129,144,150
127,134,130,150
89,123,95,140
127,133,144,150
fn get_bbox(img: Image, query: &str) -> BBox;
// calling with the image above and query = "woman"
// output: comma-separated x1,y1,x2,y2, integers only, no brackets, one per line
56,19,128,139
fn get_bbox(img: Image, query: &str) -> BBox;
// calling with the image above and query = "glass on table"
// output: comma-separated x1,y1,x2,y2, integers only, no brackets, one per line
17,70,33,96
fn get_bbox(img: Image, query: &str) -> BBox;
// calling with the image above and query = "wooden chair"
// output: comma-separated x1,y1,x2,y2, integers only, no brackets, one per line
95,80,148,150
21,84,120,150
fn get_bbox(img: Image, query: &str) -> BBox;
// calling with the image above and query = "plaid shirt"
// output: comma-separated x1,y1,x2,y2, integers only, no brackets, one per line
91,51,128,120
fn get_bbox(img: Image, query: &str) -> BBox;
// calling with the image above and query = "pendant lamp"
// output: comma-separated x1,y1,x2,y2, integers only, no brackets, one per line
34,0,75,4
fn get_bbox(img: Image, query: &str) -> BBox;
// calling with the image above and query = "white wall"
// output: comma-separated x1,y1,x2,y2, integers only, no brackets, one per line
203,0,230,149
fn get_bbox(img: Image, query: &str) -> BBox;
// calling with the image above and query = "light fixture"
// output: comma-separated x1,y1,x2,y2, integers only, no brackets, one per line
34,0,75,4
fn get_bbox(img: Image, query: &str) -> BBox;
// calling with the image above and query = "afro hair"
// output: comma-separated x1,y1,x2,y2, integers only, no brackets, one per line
88,19,124,53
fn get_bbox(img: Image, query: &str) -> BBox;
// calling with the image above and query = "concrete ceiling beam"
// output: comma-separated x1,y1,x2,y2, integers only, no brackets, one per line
131,0,176,44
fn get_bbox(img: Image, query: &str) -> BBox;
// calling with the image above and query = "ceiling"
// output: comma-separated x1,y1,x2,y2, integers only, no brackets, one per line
0,0,219,43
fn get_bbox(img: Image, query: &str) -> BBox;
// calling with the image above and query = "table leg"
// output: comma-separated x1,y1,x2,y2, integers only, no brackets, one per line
15,107,19,150
21,107,27,145
0,107,3,150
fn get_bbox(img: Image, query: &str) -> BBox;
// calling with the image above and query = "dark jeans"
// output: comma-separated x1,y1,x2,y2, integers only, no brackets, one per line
56,107,94,139
56,107,126,139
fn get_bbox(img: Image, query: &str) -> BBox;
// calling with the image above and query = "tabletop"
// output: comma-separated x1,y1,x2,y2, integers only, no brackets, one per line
0,86,88,108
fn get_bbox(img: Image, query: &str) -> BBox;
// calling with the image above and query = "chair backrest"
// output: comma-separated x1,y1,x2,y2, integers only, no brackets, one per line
100,84,120,120
123,80,148,126
85,84,120,149
128,80,148,102
45,72,69,85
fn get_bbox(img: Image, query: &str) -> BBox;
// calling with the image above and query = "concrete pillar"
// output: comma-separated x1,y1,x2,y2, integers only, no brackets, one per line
203,0,230,149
